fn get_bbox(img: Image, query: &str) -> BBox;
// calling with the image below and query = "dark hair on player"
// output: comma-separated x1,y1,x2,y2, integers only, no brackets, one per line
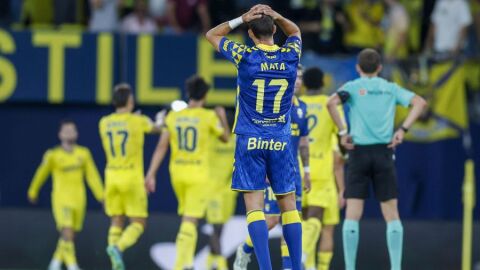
247,15,275,39
303,67,324,90
186,75,210,101
357,48,382,74
59,119,76,131
113,83,132,108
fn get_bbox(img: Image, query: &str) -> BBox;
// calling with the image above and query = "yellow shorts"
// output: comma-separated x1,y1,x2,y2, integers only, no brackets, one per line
302,178,340,225
52,198,85,232
105,170,148,218
172,176,210,219
206,186,237,224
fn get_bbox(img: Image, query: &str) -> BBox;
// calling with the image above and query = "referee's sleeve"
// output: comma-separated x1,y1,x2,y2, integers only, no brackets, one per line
394,84,415,107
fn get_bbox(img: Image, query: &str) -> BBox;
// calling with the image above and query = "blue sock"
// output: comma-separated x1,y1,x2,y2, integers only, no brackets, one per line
343,219,359,270
281,243,292,269
247,210,272,270
243,243,254,254
281,210,302,270
387,220,403,270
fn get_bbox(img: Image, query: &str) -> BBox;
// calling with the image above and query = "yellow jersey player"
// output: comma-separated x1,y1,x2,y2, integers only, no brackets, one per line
145,75,230,270
206,135,237,270
300,67,346,270
99,84,163,270
27,120,104,270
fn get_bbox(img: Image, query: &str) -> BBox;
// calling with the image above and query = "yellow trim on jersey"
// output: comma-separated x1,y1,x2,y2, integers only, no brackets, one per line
256,43,280,52
232,86,240,132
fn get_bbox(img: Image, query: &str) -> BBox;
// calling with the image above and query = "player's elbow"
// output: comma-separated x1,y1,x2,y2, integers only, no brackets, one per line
412,95,427,110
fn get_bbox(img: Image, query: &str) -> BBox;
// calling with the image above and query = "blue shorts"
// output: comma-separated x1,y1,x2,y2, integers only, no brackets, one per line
264,167,302,215
232,134,297,195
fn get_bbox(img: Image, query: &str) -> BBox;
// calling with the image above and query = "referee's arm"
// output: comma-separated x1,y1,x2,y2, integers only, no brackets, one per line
388,95,427,148
327,94,347,134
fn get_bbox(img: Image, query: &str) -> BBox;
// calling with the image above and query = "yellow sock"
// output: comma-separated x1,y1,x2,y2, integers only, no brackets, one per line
245,235,254,248
317,251,333,270
108,226,123,246
174,221,197,270
116,222,144,252
62,240,77,267
302,218,322,268
281,242,290,257
216,255,228,270
52,239,65,262
206,253,215,269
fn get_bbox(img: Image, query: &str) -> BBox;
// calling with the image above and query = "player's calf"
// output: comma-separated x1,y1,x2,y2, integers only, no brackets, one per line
277,193,302,270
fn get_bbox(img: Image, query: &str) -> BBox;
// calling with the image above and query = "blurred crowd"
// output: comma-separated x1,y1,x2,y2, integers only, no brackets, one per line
0,0,479,58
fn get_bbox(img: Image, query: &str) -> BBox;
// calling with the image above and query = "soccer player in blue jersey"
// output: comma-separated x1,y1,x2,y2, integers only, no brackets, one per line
206,5,303,270
233,65,311,270
327,49,427,270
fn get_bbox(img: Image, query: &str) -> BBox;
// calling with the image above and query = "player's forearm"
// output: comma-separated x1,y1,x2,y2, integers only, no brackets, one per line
299,136,309,167
28,166,50,198
402,95,427,129
205,22,232,51
333,152,345,192
327,95,347,132
275,16,301,37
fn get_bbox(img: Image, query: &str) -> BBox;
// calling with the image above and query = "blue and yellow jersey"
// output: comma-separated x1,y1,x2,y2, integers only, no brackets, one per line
27,145,104,203
301,94,344,181
290,96,309,166
99,113,153,173
219,36,302,137
165,107,224,181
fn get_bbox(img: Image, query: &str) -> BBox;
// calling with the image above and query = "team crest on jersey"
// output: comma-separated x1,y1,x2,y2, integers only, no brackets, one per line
359,89,367,96
297,108,304,118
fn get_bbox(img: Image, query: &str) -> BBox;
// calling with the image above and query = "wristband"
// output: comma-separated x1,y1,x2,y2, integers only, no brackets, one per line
303,166,310,173
400,126,409,133
338,129,348,136
228,16,244,29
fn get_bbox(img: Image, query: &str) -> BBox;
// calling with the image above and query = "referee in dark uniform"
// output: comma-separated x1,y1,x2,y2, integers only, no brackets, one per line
327,49,427,270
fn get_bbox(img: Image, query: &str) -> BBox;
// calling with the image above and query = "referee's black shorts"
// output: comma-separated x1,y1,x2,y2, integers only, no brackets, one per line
345,144,397,202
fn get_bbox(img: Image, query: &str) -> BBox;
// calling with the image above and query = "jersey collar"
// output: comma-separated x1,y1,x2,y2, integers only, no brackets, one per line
292,96,300,106
256,43,280,52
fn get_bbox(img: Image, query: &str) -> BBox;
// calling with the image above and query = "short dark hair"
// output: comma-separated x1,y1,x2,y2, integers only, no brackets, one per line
303,67,324,90
357,49,381,74
186,75,210,101
113,83,132,108
59,119,76,131
247,15,275,39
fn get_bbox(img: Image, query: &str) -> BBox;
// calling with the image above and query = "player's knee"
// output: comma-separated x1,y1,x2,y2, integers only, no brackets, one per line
61,228,75,241
276,193,297,212
182,216,199,224
111,216,126,227
380,199,400,222
130,217,147,228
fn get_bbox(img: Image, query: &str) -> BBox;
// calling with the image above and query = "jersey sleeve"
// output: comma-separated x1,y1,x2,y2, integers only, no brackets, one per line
139,115,154,133
209,112,225,138
28,150,53,200
219,37,248,67
83,148,104,202
282,36,302,59
394,83,415,107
